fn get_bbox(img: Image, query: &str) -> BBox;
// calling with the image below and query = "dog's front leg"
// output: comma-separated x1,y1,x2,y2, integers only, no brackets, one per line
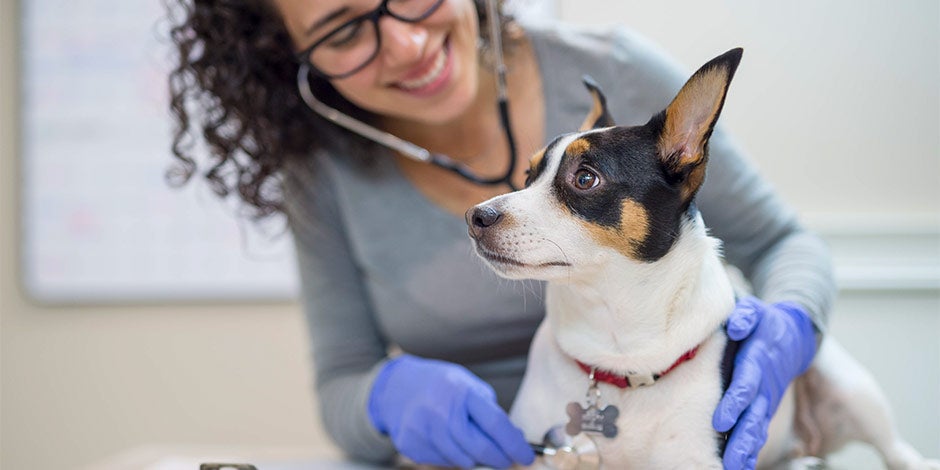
510,322,574,442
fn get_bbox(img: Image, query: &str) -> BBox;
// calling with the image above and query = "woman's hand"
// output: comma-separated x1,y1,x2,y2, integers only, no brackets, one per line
713,296,818,470
368,355,535,469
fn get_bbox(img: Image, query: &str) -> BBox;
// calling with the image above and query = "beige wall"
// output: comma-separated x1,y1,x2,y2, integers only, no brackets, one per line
2,0,938,469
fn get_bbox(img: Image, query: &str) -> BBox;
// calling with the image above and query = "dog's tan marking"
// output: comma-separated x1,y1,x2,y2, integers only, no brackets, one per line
529,148,546,172
659,65,731,202
660,67,727,167
581,199,649,260
684,168,707,201
498,211,518,230
579,90,606,131
566,138,592,157
579,77,616,131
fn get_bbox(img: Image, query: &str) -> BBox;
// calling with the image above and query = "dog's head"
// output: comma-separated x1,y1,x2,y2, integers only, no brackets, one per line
466,49,742,281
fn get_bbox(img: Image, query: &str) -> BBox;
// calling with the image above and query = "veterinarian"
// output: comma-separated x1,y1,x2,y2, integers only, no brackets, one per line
167,1,835,469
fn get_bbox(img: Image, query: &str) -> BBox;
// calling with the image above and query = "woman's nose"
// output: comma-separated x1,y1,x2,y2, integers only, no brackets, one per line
377,16,428,66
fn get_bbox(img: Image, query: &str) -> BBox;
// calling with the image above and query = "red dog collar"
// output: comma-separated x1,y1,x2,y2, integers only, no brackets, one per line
576,347,700,389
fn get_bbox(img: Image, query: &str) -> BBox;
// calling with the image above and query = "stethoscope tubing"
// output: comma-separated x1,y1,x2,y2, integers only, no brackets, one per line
295,0,519,191
424,99,518,189
296,66,519,191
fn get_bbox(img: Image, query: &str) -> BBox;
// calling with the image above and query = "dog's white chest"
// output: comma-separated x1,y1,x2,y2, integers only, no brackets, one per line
511,321,727,468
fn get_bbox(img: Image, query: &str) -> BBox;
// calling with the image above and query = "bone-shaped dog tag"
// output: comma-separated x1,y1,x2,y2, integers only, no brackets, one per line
565,401,619,438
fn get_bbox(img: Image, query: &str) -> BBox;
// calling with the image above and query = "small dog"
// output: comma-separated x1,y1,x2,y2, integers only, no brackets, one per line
466,49,938,469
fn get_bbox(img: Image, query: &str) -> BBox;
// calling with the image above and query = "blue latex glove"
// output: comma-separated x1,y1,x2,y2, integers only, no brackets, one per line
713,296,818,470
368,354,535,469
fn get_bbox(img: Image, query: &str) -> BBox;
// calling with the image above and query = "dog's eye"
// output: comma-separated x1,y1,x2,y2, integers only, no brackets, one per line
574,168,599,190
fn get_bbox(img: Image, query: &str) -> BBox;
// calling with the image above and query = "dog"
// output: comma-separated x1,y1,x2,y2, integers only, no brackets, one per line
466,49,938,469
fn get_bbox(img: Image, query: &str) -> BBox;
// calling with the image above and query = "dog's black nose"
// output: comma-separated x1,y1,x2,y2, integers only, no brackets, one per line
472,205,502,228
466,205,503,238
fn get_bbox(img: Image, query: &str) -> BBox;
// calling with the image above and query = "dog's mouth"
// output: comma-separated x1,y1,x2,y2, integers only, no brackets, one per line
474,244,571,269
476,246,526,267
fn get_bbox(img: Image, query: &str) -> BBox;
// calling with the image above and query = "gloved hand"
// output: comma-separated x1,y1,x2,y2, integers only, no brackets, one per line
713,296,818,470
368,354,535,469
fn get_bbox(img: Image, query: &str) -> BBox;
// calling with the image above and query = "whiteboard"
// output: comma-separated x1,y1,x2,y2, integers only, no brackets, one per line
20,1,299,303
19,0,556,304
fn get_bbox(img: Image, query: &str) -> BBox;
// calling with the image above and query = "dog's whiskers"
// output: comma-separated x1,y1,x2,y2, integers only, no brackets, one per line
541,237,573,281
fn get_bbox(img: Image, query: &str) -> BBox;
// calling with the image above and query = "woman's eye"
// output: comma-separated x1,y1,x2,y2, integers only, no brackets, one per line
574,168,599,190
327,22,364,49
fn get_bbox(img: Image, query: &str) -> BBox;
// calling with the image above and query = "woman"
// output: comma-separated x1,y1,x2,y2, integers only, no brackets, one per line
167,1,834,468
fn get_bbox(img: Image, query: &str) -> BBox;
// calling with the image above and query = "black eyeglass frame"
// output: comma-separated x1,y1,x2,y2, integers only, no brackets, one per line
294,0,447,79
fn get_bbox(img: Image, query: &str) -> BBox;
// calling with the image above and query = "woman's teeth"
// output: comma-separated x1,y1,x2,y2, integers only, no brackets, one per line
398,48,447,91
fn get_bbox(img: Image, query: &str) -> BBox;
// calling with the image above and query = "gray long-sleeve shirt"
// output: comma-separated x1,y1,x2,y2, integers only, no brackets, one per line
281,20,836,464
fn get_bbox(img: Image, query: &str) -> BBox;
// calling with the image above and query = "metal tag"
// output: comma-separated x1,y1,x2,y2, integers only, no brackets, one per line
565,401,619,438
565,369,619,439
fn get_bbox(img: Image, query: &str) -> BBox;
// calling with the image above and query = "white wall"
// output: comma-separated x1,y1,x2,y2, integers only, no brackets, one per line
556,0,940,223
2,1,938,469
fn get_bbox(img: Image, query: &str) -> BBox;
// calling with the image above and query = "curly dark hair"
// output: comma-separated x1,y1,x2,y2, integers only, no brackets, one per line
166,0,513,219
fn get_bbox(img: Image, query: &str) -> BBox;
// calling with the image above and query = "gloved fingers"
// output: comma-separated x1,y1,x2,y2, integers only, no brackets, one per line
746,395,771,466
465,391,536,465
774,302,819,372
713,356,762,432
394,432,454,468
722,394,770,470
429,424,477,469
726,296,765,341
745,455,758,470
452,418,514,469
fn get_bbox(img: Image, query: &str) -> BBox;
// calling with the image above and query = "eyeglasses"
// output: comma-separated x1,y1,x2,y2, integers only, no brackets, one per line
296,0,520,191
296,0,447,79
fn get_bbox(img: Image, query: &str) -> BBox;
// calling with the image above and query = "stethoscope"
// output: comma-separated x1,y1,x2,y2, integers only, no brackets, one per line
296,0,519,191
529,425,602,470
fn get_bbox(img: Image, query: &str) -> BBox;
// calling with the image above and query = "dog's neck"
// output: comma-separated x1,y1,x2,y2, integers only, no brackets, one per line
546,212,736,375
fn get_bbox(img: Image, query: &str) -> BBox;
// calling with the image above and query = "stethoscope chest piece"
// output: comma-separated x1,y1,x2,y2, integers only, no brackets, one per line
532,425,601,470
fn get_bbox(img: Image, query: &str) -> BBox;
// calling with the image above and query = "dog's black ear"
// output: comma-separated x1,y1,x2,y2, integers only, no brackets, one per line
579,75,616,131
657,48,742,201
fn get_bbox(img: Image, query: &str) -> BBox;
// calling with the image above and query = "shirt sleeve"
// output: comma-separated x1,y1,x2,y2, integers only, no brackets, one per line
602,26,837,332
281,156,397,463
698,129,837,333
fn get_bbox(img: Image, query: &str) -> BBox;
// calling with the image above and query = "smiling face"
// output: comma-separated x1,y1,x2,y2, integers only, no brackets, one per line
272,0,482,125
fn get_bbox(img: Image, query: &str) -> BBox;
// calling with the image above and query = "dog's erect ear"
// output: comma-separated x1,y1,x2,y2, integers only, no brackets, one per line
579,75,616,131
658,48,742,200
